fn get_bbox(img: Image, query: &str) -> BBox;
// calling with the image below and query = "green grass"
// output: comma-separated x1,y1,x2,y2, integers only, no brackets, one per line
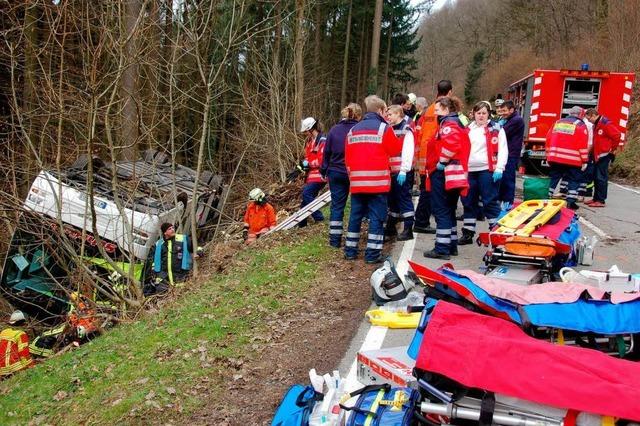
0,230,332,425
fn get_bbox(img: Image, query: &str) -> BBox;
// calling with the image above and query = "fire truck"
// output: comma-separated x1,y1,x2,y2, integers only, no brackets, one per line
507,67,635,173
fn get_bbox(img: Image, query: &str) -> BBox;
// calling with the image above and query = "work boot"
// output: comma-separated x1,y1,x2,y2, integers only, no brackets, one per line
458,228,475,246
450,248,458,256
414,225,436,234
365,255,384,264
384,227,397,242
567,202,579,211
423,249,451,260
397,227,414,241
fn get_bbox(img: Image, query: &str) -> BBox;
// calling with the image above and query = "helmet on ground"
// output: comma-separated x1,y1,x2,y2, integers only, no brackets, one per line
249,188,266,202
407,93,417,105
8,310,26,325
370,259,414,305
300,117,316,133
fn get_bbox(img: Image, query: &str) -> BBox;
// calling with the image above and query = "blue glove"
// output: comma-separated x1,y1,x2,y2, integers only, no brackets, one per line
436,162,446,171
492,170,503,182
302,160,309,168
396,172,406,186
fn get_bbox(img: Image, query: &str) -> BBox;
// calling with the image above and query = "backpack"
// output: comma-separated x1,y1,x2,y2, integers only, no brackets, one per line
271,384,323,426
371,259,413,306
341,384,421,426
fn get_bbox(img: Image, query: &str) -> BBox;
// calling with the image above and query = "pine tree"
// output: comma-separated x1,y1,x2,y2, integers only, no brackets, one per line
464,49,486,105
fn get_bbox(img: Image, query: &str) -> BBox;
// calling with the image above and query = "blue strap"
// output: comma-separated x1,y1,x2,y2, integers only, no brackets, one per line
153,239,164,273
154,235,191,273
180,235,191,270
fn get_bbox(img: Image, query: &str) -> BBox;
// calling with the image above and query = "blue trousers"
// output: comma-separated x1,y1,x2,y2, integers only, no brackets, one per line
461,170,501,232
498,156,519,204
593,154,613,202
430,170,459,255
299,181,326,227
414,175,432,228
327,170,350,247
548,163,581,204
387,171,415,231
344,193,387,261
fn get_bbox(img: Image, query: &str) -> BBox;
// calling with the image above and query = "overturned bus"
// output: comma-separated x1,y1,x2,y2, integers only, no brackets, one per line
0,149,227,319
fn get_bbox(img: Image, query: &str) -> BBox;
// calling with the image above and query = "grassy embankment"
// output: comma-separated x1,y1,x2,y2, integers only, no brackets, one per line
0,228,332,425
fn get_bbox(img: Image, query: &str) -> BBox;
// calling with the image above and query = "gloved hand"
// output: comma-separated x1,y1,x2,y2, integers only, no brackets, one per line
396,172,406,186
242,228,248,241
492,170,503,182
302,160,309,168
436,162,446,171
580,163,588,172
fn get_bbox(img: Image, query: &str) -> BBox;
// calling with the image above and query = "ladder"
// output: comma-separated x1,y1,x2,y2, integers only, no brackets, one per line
265,190,332,234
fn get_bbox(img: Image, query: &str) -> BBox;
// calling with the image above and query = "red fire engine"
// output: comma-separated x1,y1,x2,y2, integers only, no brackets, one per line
507,68,635,173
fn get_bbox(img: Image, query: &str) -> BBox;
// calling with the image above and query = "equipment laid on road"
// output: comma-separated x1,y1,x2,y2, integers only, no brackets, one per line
265,191,331,234
340,383,421,426
357,347,417,389
369,259,414,305
365,309,420,329
523,176,550,200
271,384,323,426
493,199,565,237
560,265,640,293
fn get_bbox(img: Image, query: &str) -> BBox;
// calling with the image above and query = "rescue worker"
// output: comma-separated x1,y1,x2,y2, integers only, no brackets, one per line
298,117,327,227
68,292,99,341
148,223,200,295
546,106,589,211
406,93,418,121
584,108,622,207
423,96,471,260
385,104,416,241
392,93,414,123
321,103,362,248
344,95,402,263
243,188,277,243
0,310,34,376
414,97,428,123
459,101,508,245
496,100,525,209
414,80,457,234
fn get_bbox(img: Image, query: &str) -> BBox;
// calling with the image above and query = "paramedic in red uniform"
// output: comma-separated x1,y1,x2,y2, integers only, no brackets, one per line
584,108,622,207
546,106,589,211
298,117,327,227
344,95,402,263
424,96,471,260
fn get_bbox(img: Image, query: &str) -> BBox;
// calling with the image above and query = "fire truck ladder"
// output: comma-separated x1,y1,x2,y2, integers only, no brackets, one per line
265,190,332,234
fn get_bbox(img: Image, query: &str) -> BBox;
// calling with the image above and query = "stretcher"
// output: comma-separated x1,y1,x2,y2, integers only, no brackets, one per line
493,199,566,237
414,301,640,424
364,309,420,329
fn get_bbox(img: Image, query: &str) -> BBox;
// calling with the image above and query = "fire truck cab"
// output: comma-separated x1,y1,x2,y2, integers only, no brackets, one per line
507,68,635,173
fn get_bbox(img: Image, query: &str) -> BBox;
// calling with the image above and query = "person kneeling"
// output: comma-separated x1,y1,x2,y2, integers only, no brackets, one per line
243,188,277,244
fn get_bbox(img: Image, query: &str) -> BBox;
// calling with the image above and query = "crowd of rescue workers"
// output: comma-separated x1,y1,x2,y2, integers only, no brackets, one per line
242,79,620,264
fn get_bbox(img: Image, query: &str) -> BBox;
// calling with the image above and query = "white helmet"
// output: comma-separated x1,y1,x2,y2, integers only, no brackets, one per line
8,310,26,325
249,188,266,202
300,117,316,133
407,93,417,105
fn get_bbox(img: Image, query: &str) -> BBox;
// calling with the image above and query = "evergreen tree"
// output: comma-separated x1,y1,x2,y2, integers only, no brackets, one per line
464,49,486,105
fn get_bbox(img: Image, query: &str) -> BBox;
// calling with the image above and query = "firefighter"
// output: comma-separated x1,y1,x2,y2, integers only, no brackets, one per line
496,99,525,209
392,93,414,123
344,95,402,263
243,188,277,244
148,223,201,295
584,108,622,207
320,103,362,248
423,96,471,260
0,310,34,376
385,104,416,241
546,106,589,211
459,101,508,245
298,117,327,227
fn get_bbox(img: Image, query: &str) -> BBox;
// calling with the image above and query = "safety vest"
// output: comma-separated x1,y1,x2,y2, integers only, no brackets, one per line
593,116,622,160
345,112,402,194
546,116,589,167
304,133,326,183
483,121,501,172
29,324,67,358
426,113,470,195
389,120,415,173
0,328,34,375
153,234,191,285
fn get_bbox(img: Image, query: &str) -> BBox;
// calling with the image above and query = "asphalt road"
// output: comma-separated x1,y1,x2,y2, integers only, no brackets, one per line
337,177,640,390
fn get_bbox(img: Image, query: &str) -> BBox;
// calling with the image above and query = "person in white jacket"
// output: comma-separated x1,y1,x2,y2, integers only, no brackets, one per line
385,104,416,241
459,101,508,245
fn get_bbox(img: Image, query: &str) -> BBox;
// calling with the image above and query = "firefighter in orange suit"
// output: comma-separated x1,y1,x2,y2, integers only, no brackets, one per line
243,188,276,244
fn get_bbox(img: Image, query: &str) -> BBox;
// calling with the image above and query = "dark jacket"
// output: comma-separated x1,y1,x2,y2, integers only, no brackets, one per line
502,111,525,158
320,118,358,176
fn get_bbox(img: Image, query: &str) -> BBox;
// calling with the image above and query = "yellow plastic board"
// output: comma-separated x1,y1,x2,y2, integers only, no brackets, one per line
365,309,420,329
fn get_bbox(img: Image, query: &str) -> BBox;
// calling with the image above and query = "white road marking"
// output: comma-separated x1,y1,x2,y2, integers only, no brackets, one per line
612,182,640,195
578,216,610,240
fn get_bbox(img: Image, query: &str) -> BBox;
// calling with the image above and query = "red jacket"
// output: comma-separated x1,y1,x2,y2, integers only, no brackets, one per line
546,116,589,167
483,122,501,172
426,113,471,195
304,133,326,183
345,112,402,194
592,116,622,160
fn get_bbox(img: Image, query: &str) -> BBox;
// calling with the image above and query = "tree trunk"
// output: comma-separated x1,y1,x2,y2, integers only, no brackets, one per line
382,12,393,101
340,0,353,108
368,0,383,94
21,2,38,195
120,0,142,160
294,0,306,128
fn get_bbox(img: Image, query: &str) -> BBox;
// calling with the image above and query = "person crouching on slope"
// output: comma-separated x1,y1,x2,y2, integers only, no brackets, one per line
243,188,277,244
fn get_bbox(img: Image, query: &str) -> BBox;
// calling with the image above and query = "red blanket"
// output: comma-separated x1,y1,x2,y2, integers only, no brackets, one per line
416,301,640,420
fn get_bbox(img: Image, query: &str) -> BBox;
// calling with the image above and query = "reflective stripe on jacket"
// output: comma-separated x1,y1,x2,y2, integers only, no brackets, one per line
546,116,589,167
153,234,192,285
305,133,326,183
0,328,33,375
426,113,471,195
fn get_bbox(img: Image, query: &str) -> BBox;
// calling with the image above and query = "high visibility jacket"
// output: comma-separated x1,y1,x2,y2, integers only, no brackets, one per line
390,119,416,173
426,113,471,195
345,112,402,194
243,202,276,234
0,328,34,375
29,324,67,358
153,234,192,285
415,103,438,175
304,133,326,183
592,116,622,160
546,116,589,167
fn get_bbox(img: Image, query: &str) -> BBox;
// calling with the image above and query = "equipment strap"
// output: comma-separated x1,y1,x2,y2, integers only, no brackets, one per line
478,392,495,426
